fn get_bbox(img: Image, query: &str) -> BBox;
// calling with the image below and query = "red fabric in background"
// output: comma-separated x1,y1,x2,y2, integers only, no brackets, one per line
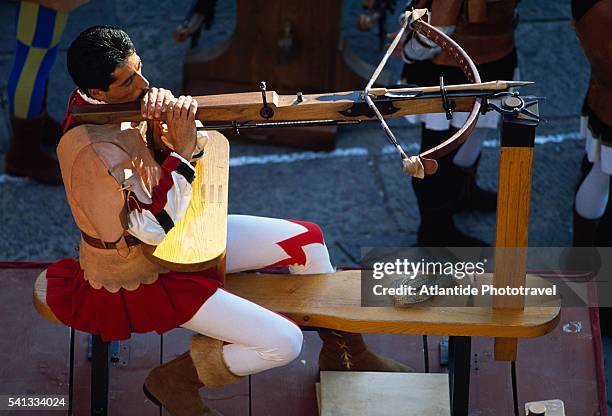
44,259,223,342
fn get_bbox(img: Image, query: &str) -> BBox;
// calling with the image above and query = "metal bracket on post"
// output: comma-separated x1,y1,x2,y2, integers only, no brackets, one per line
493,97,539,361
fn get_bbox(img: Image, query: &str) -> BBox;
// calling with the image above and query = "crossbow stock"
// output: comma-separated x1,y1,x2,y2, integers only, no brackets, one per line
71,10,537,178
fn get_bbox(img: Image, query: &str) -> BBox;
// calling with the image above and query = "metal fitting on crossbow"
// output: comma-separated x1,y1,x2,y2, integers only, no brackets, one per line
259,81,275,119
486,91,540,121
439,76,453,120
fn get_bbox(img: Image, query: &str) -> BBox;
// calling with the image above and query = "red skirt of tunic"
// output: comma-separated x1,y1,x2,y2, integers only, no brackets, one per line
45,258,224,342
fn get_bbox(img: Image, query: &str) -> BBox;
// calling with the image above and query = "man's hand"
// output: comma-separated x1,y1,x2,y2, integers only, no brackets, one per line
164,95,198,160
141,87,175,120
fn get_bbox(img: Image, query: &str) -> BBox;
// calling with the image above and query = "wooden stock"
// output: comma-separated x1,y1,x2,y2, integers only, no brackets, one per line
141,131,229,272
72,90,477,125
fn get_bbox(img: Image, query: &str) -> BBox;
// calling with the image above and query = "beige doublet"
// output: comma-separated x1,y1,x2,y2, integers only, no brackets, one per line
57,122,166,293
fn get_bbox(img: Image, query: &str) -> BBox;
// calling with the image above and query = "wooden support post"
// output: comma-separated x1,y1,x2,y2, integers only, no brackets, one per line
493,99,539,361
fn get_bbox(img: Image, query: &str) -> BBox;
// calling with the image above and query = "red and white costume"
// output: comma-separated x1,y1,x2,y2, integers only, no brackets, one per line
47,90,334,376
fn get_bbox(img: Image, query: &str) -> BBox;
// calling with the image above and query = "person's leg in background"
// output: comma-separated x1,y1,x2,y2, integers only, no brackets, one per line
5,1,68,185
403,49,517,247
452,127,498,212
413,126,488,246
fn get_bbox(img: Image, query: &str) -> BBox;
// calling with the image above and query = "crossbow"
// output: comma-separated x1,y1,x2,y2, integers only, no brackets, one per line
71,10,537,178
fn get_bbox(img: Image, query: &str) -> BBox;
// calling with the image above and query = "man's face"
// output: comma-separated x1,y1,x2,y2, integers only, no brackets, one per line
88,52,149,104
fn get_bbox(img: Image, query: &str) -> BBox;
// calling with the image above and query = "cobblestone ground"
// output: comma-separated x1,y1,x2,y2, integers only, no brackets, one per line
1,0,608,412
0,0,588,261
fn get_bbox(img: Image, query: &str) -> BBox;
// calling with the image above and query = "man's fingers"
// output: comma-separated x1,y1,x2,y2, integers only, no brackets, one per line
141,89,151,118
154,88,166,118
166,98,177,123
180,96,192,119
148,88,159,118
189,98,198,122
143,87,157,119
174,95,186,121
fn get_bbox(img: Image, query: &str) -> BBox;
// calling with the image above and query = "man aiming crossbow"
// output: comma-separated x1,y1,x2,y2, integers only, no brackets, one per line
41,26,410,416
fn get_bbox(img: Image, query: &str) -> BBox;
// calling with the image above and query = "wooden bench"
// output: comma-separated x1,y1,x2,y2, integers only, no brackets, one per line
34,270,560,339
33,268,560,416
225,271,560,338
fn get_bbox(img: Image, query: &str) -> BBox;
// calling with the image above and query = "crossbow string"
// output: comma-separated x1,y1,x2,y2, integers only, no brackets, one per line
365,9,482,178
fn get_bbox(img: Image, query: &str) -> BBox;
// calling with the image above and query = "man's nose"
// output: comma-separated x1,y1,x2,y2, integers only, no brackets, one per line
136,73,149,90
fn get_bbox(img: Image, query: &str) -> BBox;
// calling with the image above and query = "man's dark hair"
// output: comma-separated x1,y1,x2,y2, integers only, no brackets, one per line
67,26,135,94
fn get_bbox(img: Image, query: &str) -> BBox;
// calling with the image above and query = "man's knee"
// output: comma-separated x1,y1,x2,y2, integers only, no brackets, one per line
279,324,304,363
266,323,303,365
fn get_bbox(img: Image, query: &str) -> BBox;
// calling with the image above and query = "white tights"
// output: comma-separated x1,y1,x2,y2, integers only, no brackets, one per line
453,128,490,168
576,161,610,220
181,215,334,376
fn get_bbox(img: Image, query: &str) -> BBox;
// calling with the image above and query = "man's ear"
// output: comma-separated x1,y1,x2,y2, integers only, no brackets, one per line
88,88,106,102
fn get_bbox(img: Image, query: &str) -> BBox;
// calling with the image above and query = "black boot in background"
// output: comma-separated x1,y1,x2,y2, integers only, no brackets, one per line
413,127,488,247
417,207,487,247
454,155,497,213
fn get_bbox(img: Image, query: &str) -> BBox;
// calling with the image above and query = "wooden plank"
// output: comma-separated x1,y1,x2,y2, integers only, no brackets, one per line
225,271,560,337
250,331,321,416
467,306,601,415
71,331,92,416
143,131,229,272
2,267,601,415
0,268,70,415
493,146,534,359
108,333,160,415
70,332,160,416
162,328,250,416
493,147,534,308
517,306,600,416
249,332,424,416
468,337,515,414
426,335,445,371
319,372,450,416
494,337,519,362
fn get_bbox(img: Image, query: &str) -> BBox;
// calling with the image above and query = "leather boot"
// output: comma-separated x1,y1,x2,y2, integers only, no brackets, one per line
143,352,222,416
417,208,487,247
561,208,601,275
318,330,413,372
454,156,497,213
573,208,599,247
5,114,62,185
190,335,243,388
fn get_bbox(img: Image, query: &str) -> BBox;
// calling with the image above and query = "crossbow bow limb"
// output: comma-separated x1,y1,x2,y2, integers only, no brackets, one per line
72,9,537,178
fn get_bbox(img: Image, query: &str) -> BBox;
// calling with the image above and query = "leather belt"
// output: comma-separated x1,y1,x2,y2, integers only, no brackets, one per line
81,231,141,250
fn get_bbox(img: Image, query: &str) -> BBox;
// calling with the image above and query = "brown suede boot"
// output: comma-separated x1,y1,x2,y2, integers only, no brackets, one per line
143,352,221,416
5,114,62,185
318,330,413,372
190,335,243,388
